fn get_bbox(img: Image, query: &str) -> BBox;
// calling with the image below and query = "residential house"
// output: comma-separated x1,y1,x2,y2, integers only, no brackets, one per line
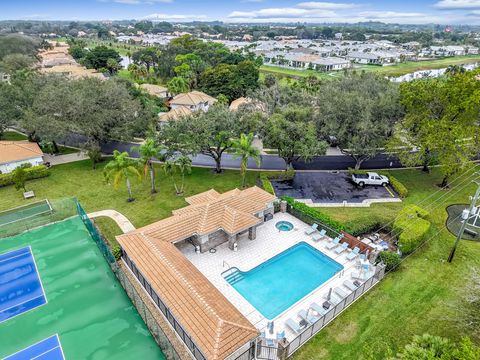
0,141,44,174
170,91,217,112
139,84,169,98
158,107,192,123
116,187,276,360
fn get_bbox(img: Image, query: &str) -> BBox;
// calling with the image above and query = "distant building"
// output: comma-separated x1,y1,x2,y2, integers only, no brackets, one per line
170,91,217,112
139,84,169,98
158,107,192,123
0,141,44,174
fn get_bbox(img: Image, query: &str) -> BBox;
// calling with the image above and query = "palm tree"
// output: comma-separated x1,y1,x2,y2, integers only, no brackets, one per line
104,150,141,202
176,155,192,195
232,133,262,188
163,159,180,195
133,138,162,194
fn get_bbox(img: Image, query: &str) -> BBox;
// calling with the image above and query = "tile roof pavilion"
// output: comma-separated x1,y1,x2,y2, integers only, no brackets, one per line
116,186,276,360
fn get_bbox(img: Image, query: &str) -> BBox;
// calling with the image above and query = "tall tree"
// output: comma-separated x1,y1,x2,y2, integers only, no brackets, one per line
134,138,163,194
265,108,326,170
158,105,243,173
104,150,142,202
132,47,161,72
389,72,480,186
232,133,261,188
317,73,403,169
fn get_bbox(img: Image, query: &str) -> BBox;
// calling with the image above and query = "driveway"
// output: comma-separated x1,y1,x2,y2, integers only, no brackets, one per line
271,172,398,205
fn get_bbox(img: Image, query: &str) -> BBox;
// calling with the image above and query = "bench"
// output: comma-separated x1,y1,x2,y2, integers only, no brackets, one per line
23,191,35,199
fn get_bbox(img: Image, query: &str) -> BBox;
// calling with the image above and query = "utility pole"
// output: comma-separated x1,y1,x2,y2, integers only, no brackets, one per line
448,179,480,263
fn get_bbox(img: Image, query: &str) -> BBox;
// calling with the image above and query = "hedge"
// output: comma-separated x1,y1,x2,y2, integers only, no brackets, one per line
393,205,431,254
378,251,401,271
259,173,275,196
281,196,345,234
0,165,50,187
348,169,408,198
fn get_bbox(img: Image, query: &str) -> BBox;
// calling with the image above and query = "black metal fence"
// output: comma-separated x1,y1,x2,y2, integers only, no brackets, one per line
255,264,386,359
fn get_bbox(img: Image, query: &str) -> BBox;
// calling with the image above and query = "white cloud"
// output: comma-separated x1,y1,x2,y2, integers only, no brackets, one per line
144,13,208,20
228,8,337,19
297,2,359,10
358,11,427,19
434,0,480,9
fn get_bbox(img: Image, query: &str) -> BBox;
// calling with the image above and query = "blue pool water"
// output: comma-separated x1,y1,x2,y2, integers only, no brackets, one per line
224,242,343,319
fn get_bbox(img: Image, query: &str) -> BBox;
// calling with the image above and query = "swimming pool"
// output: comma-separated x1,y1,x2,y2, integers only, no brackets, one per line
224,242,343,319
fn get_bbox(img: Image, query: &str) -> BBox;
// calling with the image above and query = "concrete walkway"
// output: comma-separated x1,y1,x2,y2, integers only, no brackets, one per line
88,210,136,233
44,152,88,165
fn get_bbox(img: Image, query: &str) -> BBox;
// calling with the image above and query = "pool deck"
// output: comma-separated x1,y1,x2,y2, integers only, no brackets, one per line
178,212,376,341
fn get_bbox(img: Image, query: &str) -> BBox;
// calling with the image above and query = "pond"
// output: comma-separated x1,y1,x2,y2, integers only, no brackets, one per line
390,62,479,82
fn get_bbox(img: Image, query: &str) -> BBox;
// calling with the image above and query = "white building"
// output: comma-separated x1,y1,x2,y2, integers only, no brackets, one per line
0,141,44,174
170,91,217,112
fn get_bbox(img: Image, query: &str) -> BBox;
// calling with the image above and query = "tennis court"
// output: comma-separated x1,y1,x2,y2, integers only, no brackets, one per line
0,246,47,323
0,200,52,227
4,334,65,360
0,214,164,359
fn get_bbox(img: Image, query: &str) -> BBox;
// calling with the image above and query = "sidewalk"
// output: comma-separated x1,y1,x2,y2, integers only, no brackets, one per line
87,210,136,233
44,152,88,166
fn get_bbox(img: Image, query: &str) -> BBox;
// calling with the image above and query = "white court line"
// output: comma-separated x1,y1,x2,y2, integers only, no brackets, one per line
0,246,48,324
3,334,61,360
0,247,30,264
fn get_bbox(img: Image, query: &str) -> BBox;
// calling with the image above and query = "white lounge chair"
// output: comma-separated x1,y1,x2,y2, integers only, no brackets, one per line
335,242,348,254
312,229,327,242
305,223,318,235
334,286,349,298
285,318,303,333
351,270,373,280
310,302,328,316
343,280,358,292
326,237,340,250
298,309,318,324
323,292,342,305
346,247,360,260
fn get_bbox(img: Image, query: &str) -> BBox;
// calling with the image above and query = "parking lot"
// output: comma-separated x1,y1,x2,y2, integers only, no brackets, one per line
271,172,397,204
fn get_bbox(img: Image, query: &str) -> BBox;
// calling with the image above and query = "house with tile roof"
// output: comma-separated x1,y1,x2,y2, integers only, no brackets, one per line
116,186,276,360
170,91,217,113
0,141,44,174
140,83,169,98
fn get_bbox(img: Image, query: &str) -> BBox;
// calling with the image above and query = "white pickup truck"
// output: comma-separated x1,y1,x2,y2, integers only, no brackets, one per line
351,172,389,187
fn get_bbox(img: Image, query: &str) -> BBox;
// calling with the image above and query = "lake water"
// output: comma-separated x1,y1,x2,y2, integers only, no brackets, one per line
390,62,479,82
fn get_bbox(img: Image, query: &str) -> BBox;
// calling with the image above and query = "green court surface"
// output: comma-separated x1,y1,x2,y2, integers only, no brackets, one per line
0,200,52,227
0,216,165,360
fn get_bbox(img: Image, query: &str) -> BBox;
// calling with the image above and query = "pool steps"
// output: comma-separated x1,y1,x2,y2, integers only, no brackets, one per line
222,267,245,285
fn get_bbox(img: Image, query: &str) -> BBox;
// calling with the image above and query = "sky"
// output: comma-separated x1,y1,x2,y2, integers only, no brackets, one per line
1,0,479,25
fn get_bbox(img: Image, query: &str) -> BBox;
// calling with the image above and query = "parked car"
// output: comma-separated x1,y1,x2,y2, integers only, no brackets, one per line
351,172,389,187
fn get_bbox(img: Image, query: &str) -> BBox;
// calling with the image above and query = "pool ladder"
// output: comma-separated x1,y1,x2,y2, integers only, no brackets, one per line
222,267,244,285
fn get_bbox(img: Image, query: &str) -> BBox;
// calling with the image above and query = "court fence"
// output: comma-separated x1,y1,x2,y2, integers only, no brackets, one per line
0,198,77,239
75,201,182,360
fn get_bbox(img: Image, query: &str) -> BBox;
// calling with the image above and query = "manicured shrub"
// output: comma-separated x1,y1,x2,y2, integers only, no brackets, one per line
378,251,401,271
259,173,275,195
393,205,431,254
0,165,50,187
111,244,122,261
281,196,345,235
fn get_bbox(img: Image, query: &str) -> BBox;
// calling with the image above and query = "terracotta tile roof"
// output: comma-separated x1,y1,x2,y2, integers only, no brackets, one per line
229,97,251,111
116,186,276,359
158,107,193,122
140,83,168,98
171,91,217,107
0,141,43,165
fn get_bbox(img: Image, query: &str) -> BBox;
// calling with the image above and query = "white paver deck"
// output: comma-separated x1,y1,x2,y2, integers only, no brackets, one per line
178,212,375,341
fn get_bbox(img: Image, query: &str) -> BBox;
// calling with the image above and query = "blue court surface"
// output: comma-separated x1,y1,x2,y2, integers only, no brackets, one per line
0,246,47,323
4,334,65,360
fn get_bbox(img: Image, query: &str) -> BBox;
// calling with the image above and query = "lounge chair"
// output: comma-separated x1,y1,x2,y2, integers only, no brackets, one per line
265,338,275,347
334,286,349,298
312,229,327,242
305,223,318,235
310,302,328,316
325,237,340,250
351,270,373,280
298,309,318,324
285,318,303,334
276,330,285,341
343,279,358,292
346,247,360,261
323,292,342,305
334,242,348,254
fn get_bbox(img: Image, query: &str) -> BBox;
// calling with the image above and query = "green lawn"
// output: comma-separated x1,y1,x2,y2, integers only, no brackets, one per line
0,160,258,242
1,131,28,141
293,168,480,359
0,161,479,358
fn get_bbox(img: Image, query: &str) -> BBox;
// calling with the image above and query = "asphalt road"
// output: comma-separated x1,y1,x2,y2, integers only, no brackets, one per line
100,140,403,171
